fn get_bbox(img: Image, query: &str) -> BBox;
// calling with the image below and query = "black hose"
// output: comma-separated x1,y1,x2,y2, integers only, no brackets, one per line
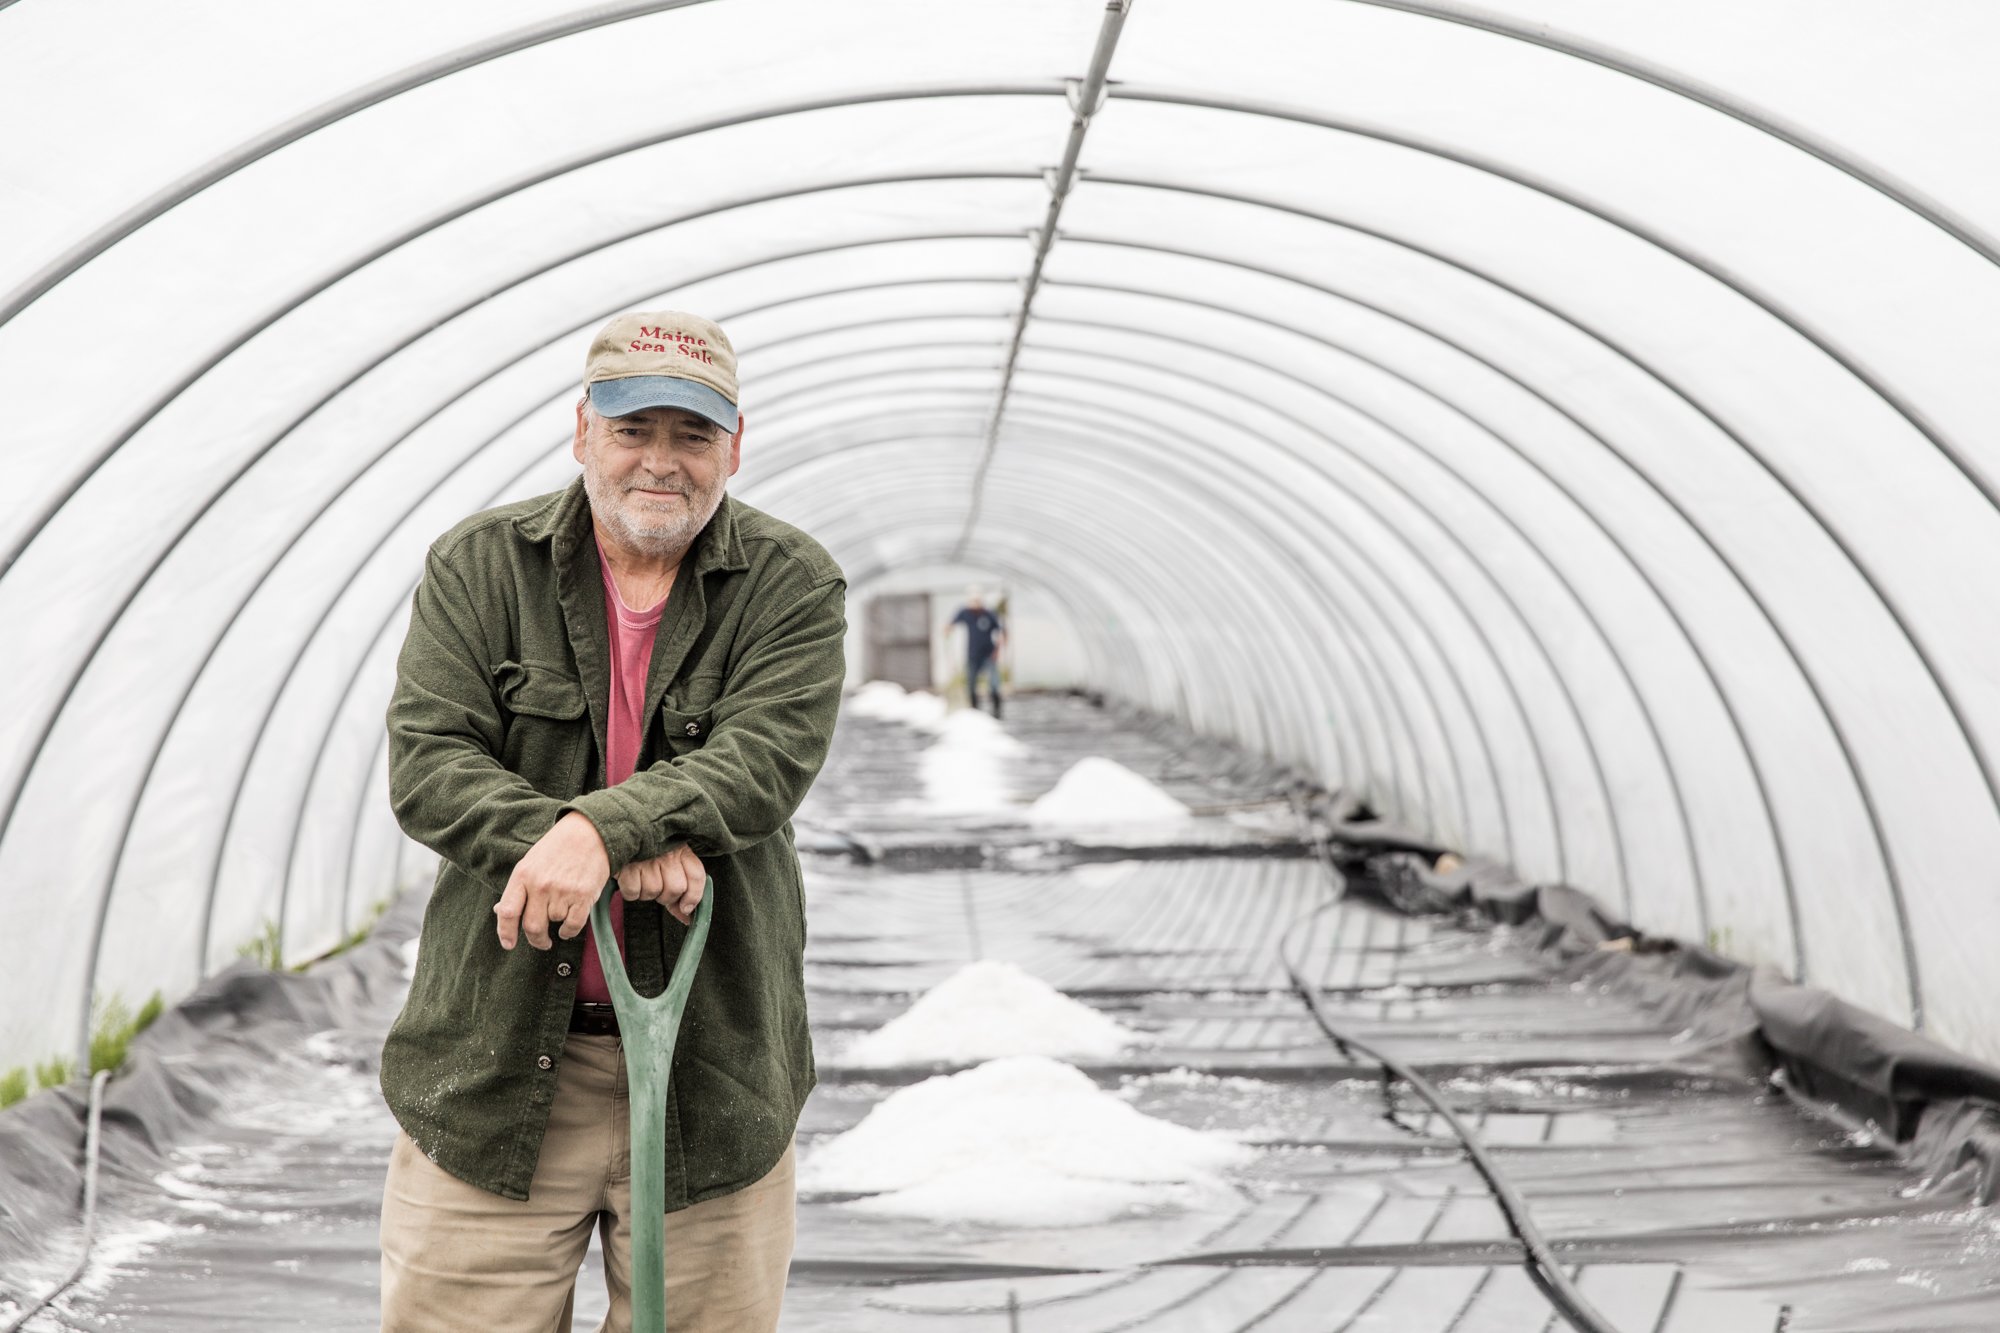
1283,802,1624,1333
1,1070,112,1333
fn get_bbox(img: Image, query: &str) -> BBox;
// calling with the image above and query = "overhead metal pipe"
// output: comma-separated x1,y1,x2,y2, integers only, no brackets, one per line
11,145,1952,1016
31,215,1864,1040
1340,0,2000,270
0,84,1065,582
953,0,1132,558
0,0,718,332
39,182,1936,1032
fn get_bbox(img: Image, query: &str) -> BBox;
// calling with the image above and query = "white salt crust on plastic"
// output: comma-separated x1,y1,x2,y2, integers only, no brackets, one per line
1027,756,1193,828
845,680,948,729
798,1055,1253,1226
843,959,1145,1066
852,689,1195,828
924,707,1025,752
845,679,910,715
917,707,1026,812
917,743,1013,812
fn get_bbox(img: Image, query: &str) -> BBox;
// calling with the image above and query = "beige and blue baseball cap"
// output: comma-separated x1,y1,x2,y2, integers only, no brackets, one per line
583,310,740,433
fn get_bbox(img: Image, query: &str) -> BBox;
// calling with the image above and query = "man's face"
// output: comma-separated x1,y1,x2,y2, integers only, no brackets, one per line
573,400,743,557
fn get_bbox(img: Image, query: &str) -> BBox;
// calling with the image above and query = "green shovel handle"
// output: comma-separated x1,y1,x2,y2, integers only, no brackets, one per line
590,875,713,1333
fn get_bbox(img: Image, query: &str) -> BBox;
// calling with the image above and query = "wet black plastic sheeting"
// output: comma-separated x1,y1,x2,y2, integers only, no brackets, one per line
0,896,421,1329
798,695,2000,1331
1351,835,2000,1209
1,691,1996,1330
793,864,1989,1330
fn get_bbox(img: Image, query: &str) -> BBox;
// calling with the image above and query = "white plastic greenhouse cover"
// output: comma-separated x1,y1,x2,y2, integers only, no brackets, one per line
2,0,1997,1081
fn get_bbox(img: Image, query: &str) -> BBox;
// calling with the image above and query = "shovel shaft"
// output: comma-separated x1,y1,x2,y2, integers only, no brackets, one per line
591,877,714,1333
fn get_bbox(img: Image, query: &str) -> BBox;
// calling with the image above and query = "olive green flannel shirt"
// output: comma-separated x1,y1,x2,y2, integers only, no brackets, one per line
380,476,844,1205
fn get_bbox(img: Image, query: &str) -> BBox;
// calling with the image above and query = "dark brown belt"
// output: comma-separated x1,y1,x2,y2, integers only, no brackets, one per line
569,1002,620,1036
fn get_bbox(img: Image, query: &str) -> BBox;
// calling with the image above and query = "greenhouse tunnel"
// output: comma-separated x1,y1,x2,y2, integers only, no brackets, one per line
4,1,2000,1329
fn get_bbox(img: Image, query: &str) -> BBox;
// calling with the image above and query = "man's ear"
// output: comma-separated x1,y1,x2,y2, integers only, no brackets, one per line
728,413,745,476
572,396,590,464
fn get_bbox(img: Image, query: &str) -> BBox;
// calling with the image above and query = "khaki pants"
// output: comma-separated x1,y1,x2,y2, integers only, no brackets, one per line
380,1033,795,1333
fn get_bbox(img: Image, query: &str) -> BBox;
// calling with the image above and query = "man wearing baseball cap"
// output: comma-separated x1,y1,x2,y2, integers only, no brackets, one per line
377,310,845,1331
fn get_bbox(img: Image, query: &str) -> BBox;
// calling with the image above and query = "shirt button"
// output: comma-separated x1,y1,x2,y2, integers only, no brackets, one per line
536,1055,553,1071
684,721,702,737
556,962,572,977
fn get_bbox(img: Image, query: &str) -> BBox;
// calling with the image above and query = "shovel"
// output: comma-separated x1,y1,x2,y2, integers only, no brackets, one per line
590,876,714,1333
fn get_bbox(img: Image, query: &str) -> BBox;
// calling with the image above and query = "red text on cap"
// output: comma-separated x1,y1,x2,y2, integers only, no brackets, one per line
629,338,716,364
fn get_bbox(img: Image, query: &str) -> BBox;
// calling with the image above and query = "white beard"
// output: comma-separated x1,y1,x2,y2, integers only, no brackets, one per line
584,465,726,559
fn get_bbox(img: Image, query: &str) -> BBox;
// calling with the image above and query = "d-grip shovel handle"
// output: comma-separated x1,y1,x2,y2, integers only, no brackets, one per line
590,876,713,1333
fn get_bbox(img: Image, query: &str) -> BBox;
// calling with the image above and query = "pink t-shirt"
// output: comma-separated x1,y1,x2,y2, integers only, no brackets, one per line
576,533,671,1005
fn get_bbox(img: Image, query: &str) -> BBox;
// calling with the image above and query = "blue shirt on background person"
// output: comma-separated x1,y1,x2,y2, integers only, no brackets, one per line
949,594,1007,718
951,602,1004,664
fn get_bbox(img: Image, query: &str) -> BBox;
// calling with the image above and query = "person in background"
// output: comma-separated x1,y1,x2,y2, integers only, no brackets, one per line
948,590,1006,719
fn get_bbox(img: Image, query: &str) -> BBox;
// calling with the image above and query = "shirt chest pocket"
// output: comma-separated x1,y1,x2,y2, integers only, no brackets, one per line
658,675,722,759
493,659,589,794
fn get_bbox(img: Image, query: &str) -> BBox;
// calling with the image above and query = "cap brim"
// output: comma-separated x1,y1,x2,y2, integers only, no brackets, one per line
588,376,739,433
